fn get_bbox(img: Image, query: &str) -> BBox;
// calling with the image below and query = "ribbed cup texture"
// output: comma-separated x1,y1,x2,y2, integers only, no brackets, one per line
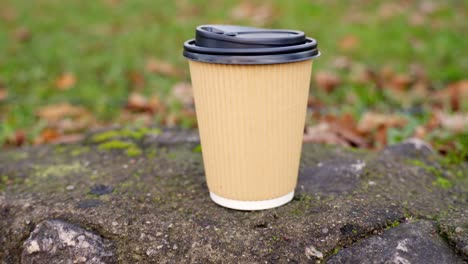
189,60,313,201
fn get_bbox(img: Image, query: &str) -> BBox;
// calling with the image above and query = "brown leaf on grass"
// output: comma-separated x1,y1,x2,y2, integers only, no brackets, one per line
55,73,76,90
357,112,407,133
127,93,149,112
37,103,94,134
436,112,468,133
164,113,180,128
303,123,350,147
375,126,388,149
434,80,468,111
304,114,367,148
126,93,163,114
379,66,400,83
409,13,425,26
14,27,31,42
58,116,94,133
172,82,193,106
119,110,153,126
102,0,120,7
127,71,145,89
0,8,17,22
325,114,368,147
414,126,427,139
339,35,360,51
37,128,61,144
145,58,181,77
332,56,352,70
37,103,88,123
377,2,404,20
314,72,341,93
389,74,412,90
230,1,276,25
175,0,200,21
53,134,85,144
4,130,26,147
0,88,7,101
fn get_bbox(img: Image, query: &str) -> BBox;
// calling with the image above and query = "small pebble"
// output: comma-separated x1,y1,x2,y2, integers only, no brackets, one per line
66,185,75,191
455,227,463,233
462,245,468,256
111,221,118,226
156,232,163,237
305,245,323,259
321,228,329,234
368,181,376,186
173,244,178,250
146,248,156,256
157,245,163,249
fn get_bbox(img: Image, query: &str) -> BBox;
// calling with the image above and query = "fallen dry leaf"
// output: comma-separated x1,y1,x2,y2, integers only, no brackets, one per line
377,2,404,20
375,126,388,149
6,130,26,147
145,58,181,77
339,35,360,51
172,82,193,106
434,80,468,111
127,71,145,89
357,112,407,133
314,71,341,93
126,92,164,114
164,113,180,127
0,88,7,101
379,66,396,82
58,115,94,133
409,12,425,26
332,56,352,70
0,8,17,22
55,73,76,90
52,134,85,144
436,112,468,133
230,1,276,25
127,93,149,111
37,128,61,144
102,0,120,7
325,114,368,147
303,123,350,147
14,26,31,42
389,74,412,90
37,103,88,123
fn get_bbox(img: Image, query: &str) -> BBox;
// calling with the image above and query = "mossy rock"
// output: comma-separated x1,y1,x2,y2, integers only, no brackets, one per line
0,128,466,263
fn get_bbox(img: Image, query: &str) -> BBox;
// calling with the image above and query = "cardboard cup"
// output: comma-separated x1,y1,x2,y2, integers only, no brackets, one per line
189,59,313,210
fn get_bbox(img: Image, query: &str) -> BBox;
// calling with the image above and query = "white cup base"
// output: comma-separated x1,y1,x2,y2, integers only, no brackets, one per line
209,191,294,211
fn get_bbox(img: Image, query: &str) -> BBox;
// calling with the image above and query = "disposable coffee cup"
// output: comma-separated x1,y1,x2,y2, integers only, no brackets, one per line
183,25,319,210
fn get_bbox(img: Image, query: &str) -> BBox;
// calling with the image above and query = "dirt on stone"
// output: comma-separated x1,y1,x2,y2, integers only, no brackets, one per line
0,128,466,263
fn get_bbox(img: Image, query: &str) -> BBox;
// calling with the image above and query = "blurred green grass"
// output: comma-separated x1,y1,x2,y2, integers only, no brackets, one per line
0,0,467,144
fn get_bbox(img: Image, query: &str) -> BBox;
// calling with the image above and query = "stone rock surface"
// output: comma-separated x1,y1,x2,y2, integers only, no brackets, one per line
0,128,466,263
328,220,463,264
22,220,116,264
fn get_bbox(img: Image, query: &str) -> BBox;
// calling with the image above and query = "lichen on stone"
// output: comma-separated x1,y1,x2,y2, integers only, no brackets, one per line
34,162,85,178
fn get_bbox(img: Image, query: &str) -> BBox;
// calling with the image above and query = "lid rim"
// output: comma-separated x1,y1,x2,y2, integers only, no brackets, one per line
183,49,320,65
184,37,317,56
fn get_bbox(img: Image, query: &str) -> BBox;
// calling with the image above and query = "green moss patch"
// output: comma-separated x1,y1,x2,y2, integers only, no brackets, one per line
98,140,135,150
92,127,161,143
97,140,143,157
34,162,85,178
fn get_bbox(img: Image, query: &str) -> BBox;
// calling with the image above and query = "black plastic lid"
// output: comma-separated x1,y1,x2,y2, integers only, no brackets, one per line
183,25,320,65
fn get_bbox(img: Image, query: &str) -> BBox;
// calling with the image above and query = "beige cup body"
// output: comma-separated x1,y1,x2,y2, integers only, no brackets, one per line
189,60,313,201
